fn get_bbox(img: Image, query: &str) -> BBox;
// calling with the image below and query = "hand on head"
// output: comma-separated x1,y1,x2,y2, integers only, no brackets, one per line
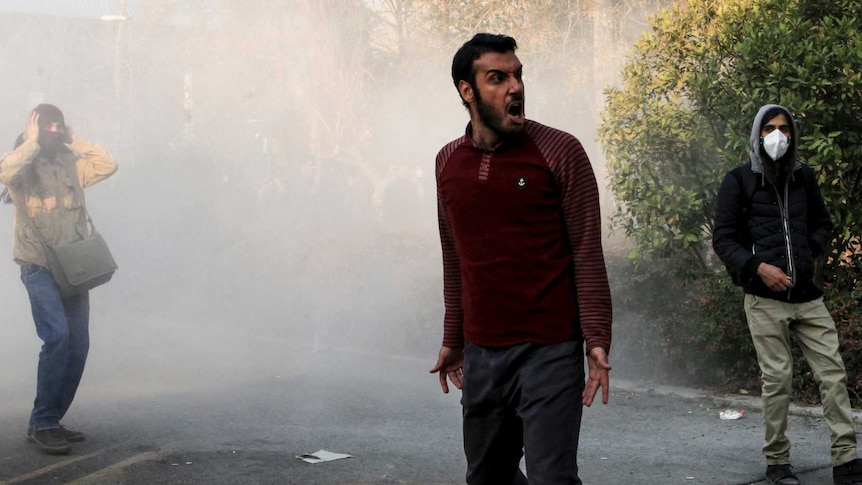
63,126,75,145
25,112,39,142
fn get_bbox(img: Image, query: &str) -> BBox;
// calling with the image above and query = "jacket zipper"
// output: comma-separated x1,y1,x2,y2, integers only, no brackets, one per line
774,182,794,298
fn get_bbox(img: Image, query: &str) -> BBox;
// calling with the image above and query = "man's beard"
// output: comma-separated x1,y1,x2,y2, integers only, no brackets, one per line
760,146,794,184
473,84,523,139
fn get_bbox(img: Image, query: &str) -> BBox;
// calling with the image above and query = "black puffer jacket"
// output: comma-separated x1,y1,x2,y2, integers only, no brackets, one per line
712,104,832,303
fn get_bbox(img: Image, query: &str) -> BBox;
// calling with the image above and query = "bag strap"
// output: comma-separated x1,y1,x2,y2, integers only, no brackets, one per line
62,151,96,237
731,164,758,215
729,164,757,250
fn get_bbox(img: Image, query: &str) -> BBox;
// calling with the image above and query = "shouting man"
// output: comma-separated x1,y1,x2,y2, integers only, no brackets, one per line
429,33,613,485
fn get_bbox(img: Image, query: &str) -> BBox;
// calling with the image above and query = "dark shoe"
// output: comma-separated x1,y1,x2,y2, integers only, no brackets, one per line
56,425,85,442
834,458,862,484
26,428,71,455
27,425,85,443
766,464,800,485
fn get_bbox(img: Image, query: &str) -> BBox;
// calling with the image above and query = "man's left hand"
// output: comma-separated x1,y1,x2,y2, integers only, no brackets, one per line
583,346,611,406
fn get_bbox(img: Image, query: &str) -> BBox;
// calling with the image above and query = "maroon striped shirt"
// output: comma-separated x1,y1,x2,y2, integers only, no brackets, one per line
436,120,612,353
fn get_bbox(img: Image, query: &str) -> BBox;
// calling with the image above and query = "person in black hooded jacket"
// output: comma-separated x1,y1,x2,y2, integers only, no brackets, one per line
713,104,862,485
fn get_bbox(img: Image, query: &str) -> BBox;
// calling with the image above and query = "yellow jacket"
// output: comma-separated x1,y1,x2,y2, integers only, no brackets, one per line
0,137,118,266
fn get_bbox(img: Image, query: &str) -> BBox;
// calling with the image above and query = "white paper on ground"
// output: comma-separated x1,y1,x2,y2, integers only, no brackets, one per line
296,449,354,464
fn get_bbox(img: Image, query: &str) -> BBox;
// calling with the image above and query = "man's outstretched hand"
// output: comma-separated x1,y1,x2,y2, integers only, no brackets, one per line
430,346,464,394
583,346,611,406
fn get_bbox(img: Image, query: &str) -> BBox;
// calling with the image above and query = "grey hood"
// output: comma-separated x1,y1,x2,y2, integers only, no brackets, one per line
748,103,801,177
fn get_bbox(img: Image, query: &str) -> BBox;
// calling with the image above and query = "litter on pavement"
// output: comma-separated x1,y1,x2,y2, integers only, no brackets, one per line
296,449,354,464
719,409,745,420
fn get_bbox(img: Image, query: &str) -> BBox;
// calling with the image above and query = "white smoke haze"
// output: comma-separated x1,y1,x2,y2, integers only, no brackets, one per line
0,0,669,413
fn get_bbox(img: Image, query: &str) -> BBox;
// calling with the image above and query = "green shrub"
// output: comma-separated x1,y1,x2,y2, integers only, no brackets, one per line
601,0,862,404
612,255,862,405
610,254,758,390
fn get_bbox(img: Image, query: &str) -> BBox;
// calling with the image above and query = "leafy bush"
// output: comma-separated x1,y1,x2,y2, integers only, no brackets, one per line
611,252,862,405
610,253,759,390
827,283,862,404
601,0,862,402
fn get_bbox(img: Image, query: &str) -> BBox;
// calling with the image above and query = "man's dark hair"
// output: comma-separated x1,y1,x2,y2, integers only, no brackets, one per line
33,103,66,131
760,106,790,134
451,33,517,106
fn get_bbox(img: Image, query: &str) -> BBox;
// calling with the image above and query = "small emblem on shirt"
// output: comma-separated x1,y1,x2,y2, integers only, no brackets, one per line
478,153,492,182
517,176,527,189
479,161,491,181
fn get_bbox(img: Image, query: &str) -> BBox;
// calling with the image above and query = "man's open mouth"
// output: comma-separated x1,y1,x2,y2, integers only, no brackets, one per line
507,102,524,119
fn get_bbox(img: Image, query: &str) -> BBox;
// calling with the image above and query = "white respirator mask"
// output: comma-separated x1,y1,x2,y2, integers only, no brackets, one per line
762,129,790,161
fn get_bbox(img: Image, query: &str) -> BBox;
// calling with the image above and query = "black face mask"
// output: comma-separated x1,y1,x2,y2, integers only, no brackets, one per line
38,131,66,156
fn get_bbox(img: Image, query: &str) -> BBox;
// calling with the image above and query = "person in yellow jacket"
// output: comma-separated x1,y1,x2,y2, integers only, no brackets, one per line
0,104,117,455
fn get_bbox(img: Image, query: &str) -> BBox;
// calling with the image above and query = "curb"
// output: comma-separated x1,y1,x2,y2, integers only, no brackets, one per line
613,378,862,425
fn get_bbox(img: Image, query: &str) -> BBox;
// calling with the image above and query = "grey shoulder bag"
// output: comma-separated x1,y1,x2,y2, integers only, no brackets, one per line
20,207,118,297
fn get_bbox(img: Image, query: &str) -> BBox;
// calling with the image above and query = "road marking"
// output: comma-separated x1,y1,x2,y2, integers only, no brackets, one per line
65,451,158,485
1,446,117,484
0,453,24,463
67,441,183,485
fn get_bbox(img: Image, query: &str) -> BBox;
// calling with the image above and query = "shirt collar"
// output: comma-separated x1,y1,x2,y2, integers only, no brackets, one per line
464,121,526,152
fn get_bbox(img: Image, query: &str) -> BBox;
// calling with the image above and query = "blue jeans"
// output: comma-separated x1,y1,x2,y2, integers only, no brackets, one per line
462,340,585,485
20,264,90,431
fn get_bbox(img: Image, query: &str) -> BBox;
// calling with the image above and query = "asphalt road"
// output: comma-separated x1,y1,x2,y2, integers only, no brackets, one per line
0,324,856,484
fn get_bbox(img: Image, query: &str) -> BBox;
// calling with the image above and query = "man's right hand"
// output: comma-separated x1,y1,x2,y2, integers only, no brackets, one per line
757,262,792,292
63,126,76,147
429,346,464,394
24,112,39,142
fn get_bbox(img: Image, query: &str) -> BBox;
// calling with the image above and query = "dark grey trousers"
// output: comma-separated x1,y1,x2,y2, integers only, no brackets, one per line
462,340,585,485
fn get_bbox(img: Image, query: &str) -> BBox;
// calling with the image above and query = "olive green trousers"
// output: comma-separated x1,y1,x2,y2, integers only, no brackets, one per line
744,295,858,466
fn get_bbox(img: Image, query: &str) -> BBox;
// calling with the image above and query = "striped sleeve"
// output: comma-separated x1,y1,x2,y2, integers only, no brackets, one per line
436,140,465,348
530,124,613,354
